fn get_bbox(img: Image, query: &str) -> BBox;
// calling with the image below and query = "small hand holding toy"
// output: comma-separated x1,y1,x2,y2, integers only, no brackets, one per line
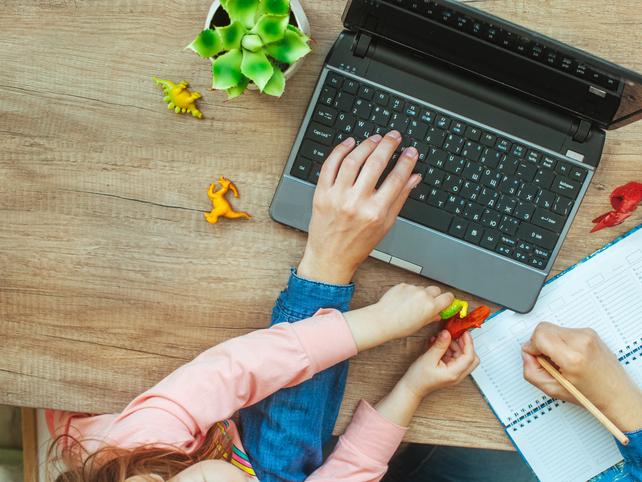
440,299,491,340
204,177,251,225
591,182,642,232
153,77,203,118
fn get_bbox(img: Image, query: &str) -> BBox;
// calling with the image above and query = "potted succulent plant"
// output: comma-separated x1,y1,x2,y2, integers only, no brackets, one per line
187,0,311,98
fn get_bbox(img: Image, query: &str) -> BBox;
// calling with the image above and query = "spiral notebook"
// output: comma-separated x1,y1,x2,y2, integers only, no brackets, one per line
471,224,642,482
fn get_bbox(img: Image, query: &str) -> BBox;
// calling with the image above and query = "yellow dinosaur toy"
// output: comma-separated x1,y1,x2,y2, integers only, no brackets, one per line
153,77,203,118
204,177,251,225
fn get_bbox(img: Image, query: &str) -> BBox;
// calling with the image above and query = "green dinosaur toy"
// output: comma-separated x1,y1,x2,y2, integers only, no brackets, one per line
153,77,203,119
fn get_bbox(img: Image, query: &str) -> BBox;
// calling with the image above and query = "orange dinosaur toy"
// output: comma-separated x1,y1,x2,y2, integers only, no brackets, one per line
204,177,251,225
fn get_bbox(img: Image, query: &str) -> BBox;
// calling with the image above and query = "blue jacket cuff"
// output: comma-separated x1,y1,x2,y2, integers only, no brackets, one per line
618,427,642,467
273,268,355,321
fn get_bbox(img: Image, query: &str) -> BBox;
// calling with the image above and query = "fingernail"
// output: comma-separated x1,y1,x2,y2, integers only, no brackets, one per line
341,137,355,147
386,130,402,140
411,174,422,188
403,146,418,158
438,330,449,340
369,134,383,144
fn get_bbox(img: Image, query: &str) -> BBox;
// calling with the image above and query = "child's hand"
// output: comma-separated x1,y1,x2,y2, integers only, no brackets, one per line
298,131,421,284
344,283,454,352
375,330,479,427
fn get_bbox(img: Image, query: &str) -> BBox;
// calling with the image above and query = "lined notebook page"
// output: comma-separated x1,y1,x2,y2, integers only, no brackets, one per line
471,226,642,482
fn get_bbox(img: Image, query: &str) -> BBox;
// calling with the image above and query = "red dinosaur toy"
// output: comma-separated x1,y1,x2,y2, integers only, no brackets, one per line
591,182,642,233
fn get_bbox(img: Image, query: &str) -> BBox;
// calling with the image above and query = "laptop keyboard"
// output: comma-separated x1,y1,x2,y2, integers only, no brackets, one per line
290,70,588,270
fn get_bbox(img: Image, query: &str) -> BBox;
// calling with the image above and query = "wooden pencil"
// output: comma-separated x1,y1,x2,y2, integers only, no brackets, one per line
537,356,629,446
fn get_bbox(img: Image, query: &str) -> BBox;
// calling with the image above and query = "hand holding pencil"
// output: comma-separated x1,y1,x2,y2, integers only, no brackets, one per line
522,322,642,438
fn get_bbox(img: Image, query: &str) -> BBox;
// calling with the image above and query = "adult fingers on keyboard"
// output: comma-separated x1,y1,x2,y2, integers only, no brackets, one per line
334,134,383,188
317,136,356,190
377,146,419,205
387,172,422,227
355,130,402,193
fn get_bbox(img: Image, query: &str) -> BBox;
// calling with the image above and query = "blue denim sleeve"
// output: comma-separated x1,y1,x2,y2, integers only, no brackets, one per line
591,429,642,481
239,269,355,482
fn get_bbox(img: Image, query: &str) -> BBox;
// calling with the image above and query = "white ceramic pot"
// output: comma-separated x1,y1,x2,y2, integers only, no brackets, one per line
204,0,311,91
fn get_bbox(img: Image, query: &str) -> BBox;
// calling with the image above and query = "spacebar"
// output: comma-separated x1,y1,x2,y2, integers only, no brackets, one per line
400,199,453,232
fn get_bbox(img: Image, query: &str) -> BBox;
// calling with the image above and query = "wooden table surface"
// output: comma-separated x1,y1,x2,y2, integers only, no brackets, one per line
1,0,641,450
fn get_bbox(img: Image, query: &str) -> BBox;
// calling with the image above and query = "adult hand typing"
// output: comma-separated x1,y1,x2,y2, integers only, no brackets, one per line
298,131,421,284
522,322,642,432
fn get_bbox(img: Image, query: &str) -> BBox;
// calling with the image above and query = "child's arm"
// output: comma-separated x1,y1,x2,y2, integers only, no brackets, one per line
307,330,479,482
48,284,453,450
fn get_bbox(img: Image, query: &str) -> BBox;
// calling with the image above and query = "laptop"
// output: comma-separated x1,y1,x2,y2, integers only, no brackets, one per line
270,0,642,313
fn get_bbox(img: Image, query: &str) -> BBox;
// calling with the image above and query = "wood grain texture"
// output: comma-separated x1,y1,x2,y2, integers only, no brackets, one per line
1,0,641,451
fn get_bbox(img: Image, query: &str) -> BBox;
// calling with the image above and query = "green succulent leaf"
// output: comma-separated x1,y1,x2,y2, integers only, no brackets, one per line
263,0,290,15
187,29,223,58
241,33,263,52
265,27,311,64
252,14,289,44
227,76,250,99
212,49,244,90
225,0,260,29
286,23,309,42
241,49,274,91
263,67,285,97
217,21,246,50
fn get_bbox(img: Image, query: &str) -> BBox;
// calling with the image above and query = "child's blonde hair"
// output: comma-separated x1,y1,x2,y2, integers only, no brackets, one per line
47,424,233,482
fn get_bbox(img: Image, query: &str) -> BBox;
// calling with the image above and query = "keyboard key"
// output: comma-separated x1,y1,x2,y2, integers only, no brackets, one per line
496,244,513,256
516,162,537,181
499,234,518,248
449,217,469,238
537,189,555,209
445,194,466,215
443,174,463,193
354,119,375,138
336,112,356,133
420,108,435,124
555,161,572,176
481,229,500,250
533,247,550,259
370,106,392,126
463,202,483,223
406,120,428,140
481,168,502,189
326,72,343,89
529,257,547,269
553,196,574,216
344,78,359,94
499,215,519,236
513,251,529,263
517,241,533,253
445,155,466,175
389,112,409,131
532,208,564,233
533,168,555,189
497,195,517,215
517,224,558,250
462,162,483,182
461,181,481,201
358,85,374,100
461,141,483,161
496,138,512,153
424,166,445,187
465,126,482,141
479,187,499,208
291,156,312,179
426,128,447,147
541,155,557,170
497,157,519,176
510,144,526,158
481,209,501,229
352,99,373,119
436,115,451,130
309,163,322,184
481,132,497,147
551,176,580,199
410,183,432,202
427,189,449,209
334,92,355,111
405,103,420,118
500,176,521,196
374,91,390,106
464,223,483,244
518,184,539,203
300,140,330,162
451,121,466,135
480,149,504,169
313,105,338,127
307,122,334,145
320,86,336,106
400,199,453,232
514,200,535,221
391,96,405,112
428,147,448,167
444,134,464,154
570,166,587,183
526,150,542,163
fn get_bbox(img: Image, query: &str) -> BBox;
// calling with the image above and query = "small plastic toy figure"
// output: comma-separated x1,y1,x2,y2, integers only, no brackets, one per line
204,177,251,225
591,181,642,232
440,299,491,340
153,77,203,118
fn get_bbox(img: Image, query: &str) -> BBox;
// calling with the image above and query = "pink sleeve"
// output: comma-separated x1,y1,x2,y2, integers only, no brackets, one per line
47,309,358,450
306,400,408,482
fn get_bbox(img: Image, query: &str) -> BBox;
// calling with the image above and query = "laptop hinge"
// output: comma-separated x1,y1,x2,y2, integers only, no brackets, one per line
353,32,373,58
571,119,592,143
